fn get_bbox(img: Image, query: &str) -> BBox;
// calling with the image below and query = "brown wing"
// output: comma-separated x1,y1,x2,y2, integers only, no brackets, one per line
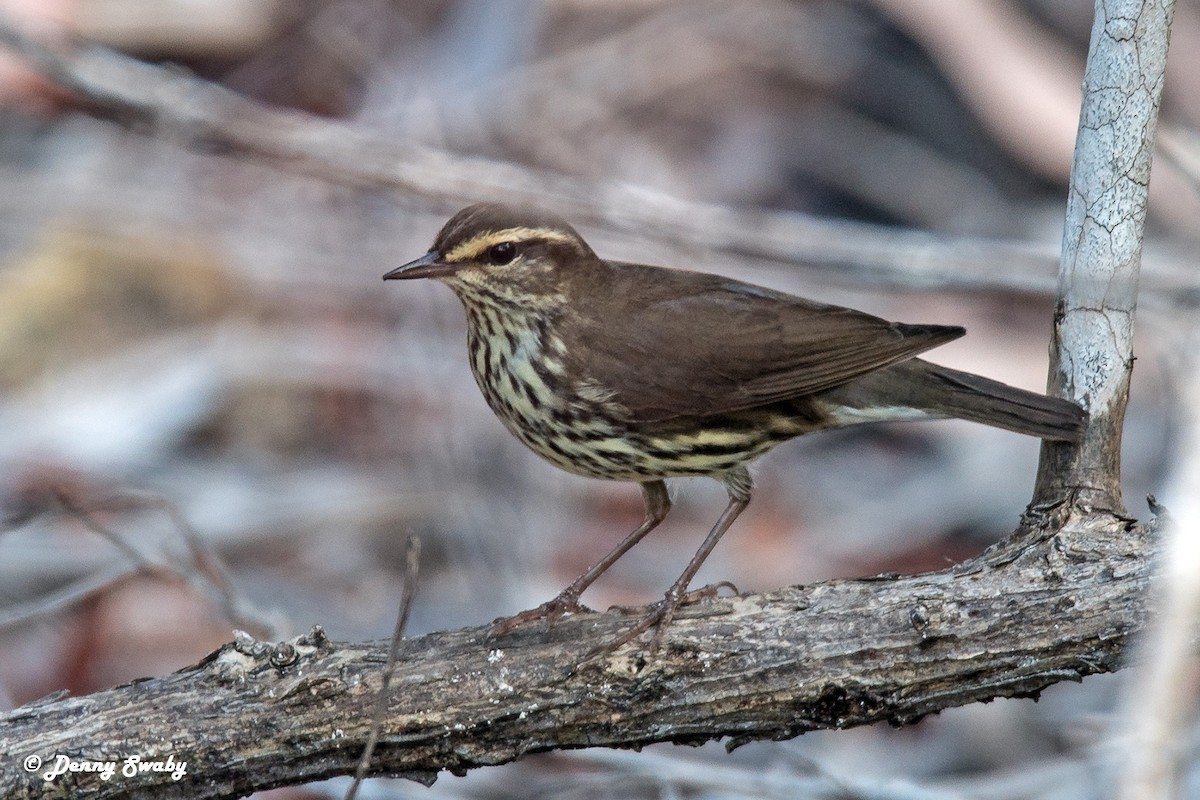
561,261,964,422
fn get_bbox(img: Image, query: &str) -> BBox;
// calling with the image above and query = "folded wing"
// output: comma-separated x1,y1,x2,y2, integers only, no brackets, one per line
563,263,964,422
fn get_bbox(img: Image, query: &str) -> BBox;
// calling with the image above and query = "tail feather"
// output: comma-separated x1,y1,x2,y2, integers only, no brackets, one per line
820,358,1087,442
915,362,1086,442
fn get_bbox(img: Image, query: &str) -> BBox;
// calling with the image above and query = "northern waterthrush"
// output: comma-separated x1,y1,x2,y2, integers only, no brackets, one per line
385,203,1086,650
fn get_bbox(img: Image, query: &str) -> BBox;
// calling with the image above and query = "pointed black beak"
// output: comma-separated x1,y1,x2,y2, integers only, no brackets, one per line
383,250,457,280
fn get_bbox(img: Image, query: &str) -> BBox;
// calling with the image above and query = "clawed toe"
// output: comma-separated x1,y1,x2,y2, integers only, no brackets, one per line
589,593,682,660
490,593,594,637
493,575,736,663
683,580,740,600
606,580,736,616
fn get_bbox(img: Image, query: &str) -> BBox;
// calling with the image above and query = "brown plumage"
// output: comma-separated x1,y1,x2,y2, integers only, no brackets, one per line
385,203,1086,652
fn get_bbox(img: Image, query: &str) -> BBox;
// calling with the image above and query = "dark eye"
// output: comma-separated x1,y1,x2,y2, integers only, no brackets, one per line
486,242,517,265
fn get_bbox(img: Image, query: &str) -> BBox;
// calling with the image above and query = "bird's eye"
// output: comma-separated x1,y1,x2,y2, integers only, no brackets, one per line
486,242,517,265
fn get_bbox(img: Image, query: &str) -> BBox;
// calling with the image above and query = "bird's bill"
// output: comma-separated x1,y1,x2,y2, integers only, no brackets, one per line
383,250,459,280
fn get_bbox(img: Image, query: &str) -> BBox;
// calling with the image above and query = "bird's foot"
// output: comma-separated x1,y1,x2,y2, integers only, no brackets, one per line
490,590,594,637
684,579,741,600
586,587,689,660
605,595,678,658
588,580,739,661
607,580,739,616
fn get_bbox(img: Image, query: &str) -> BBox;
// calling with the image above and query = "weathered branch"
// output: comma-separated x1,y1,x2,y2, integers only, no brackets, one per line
1033,0,1175,513
0,511,1155,799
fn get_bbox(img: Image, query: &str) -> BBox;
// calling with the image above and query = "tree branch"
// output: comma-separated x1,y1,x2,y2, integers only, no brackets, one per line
0,510,1155,799
1033,0,1175,513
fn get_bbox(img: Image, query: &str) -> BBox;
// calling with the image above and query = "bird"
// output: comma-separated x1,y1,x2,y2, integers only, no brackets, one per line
384,203,1086,653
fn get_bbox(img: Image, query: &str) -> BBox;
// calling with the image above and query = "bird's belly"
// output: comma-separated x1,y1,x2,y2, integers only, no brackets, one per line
491,404,782,482
471,360,788,480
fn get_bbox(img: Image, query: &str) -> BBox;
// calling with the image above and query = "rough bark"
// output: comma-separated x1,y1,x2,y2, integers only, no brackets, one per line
1033,0,1175,514
0,510,1156,799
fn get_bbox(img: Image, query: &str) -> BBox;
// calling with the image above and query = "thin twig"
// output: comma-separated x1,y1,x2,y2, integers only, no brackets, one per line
104,489,272,638
346,533,421,800
52,489,162,572
0,564,138,630
51,488,276,638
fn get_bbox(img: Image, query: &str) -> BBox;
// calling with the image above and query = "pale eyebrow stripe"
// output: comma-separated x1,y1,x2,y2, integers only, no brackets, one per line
443,227,577,262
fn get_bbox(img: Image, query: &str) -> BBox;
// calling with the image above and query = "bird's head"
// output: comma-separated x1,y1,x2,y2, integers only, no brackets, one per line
385,203,596,309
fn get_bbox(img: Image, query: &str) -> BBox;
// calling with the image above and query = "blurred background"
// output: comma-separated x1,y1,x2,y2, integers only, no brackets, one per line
0,0,1197,797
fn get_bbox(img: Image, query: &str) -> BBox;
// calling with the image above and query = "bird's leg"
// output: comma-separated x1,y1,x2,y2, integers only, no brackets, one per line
490,480,671,636
597,468,752,658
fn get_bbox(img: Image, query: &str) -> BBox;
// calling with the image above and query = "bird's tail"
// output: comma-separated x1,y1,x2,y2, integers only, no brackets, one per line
822,358,1087,442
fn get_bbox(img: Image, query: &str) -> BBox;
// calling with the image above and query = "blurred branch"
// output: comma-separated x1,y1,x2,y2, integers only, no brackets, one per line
0,564,136,630
0,15,1196,300
1159,124,1200,196
0,489,276,638
423,2,828,149
0,512,1155,798
871,0,1081,182
82,490,278,639
1115,334,1200,797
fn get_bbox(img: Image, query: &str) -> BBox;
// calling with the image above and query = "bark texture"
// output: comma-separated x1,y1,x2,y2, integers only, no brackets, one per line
1033,0,1174,512
1,510,1155,799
